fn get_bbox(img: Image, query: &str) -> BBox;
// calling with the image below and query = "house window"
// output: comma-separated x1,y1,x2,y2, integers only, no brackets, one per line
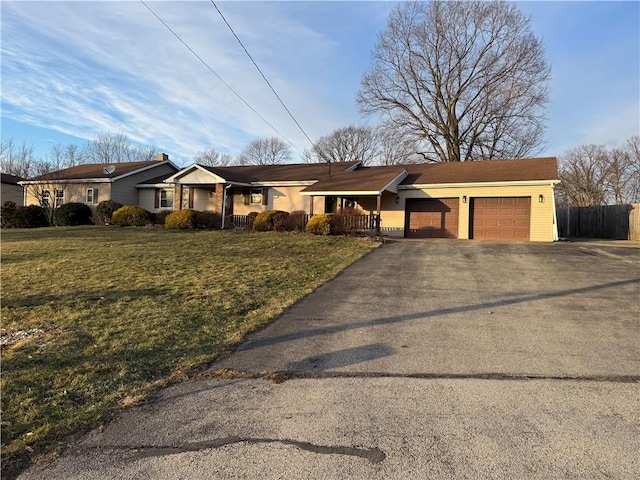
41,190,51,207
250,189,263,205
87,188,98,204
160,190,173,208
55,189,64,207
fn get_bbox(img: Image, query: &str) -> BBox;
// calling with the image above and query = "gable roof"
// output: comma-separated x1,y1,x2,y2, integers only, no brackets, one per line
24,160,176,182
401,157,559,186
1,173,25,185
203,161,361,183
166,161,362,185
301,166,408,195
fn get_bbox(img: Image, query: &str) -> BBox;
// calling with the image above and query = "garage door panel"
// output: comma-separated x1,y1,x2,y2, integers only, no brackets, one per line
471,197,530,241
405,198,459,238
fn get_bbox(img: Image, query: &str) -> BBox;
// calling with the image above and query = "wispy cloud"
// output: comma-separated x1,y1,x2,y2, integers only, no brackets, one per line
1,1,374,164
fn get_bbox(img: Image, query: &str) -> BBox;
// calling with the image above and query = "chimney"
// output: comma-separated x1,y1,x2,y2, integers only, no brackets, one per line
157,152,169,162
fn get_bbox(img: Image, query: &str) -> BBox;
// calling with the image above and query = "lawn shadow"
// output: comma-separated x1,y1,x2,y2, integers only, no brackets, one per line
4,287,173,309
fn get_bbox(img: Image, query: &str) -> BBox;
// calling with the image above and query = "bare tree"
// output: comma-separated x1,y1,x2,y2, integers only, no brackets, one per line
82,132,158,163
557,145,611,207
305,125,379,165
623,136,640,203
238,137,291,165
557,137,640,207
1,137,36,178
376,125,422,165
194,149,235,167
357,1,550,162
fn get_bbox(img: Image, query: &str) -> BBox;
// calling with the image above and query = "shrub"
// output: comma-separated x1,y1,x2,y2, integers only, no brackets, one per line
153,210,172,226
1,201,18,228
306,213,333,235
195,211,222,230
93,201,123,225
53,203,93,226
4,205,50,228
272,211,292,232
253,210,287,232
111,206,152,227
288,210,308,232
165,209,197,229
246,211,259,229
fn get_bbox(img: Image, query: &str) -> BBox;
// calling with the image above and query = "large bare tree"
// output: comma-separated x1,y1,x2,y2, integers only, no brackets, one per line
376,124,421,165
194,149,235,167
357,1,550,162
305,125,379,165
238,137,291,165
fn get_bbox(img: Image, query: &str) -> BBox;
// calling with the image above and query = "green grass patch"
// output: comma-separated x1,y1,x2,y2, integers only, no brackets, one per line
1,227,377,474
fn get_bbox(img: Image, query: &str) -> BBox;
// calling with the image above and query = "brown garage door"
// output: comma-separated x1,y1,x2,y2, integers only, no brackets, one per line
471,197,531,240
405,198,459,238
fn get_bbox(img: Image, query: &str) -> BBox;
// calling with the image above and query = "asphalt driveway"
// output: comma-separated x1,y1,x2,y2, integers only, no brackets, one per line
20,241,640,479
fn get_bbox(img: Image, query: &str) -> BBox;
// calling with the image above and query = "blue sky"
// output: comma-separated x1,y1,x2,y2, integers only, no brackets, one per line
1,1,638,167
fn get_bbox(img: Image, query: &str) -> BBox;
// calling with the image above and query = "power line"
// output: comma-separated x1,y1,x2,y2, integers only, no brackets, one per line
210,1,316,149
139,0,304,155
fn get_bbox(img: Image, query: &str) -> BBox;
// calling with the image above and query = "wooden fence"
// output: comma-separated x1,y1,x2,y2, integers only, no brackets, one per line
226,213,381,235
556,204,640,240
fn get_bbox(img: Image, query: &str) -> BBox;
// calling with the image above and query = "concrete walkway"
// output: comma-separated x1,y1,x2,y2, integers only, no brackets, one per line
20,241,640,479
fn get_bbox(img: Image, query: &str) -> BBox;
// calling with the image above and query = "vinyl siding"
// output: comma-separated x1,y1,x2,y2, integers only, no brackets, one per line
1,183,25,206
111,164,176,206
380,184,556,241
232,186,321,215
24,182,112,208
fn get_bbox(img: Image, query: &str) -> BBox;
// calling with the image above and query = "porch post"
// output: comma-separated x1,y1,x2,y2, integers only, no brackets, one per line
309,196,314,216
178,184,184,210
376,194,382,236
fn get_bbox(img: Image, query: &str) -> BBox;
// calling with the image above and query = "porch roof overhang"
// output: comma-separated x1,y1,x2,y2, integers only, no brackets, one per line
163,163,255,187
300,168,408,197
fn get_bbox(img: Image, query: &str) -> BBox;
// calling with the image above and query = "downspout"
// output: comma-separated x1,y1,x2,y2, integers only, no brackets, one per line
551,184,559,241
220,184,232,229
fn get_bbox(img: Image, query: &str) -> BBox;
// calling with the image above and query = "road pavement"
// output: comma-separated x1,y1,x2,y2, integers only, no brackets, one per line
20,240,640,479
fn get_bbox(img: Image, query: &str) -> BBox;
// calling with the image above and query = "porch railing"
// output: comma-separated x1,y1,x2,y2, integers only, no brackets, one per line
225,213,381,235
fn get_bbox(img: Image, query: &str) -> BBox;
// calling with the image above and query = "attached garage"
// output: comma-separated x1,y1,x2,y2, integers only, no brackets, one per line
405,198,459,238
470,197,531,240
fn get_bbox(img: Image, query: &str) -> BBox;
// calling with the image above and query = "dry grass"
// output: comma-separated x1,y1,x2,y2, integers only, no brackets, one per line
0,226,377,475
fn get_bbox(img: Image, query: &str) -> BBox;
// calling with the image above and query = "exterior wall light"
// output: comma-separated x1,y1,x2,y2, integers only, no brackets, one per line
395,196,400,204
462,195,467,203
538,194,544,203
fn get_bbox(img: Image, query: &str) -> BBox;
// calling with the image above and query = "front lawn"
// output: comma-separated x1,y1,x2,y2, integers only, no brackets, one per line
0,227,377,475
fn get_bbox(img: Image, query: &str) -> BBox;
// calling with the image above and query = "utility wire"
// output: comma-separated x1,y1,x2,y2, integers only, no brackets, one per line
210,1,316,149
140,0,304,155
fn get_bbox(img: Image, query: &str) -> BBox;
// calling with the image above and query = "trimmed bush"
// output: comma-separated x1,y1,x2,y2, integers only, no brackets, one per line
153,210,172,226
1,201,18,228
93,201,123,225
288,210,308,232
54,203,93,226
272,211,292,232
4,205,50,228
253,210,287,232
111,206,152,227
306,213,333,236
165,209,197,229
195,210,222,230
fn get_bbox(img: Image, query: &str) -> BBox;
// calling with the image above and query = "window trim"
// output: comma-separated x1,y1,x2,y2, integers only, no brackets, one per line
87,188,95,204
250,188,263,205
41,190,51,207
160,189,173,208
55,189,65,207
